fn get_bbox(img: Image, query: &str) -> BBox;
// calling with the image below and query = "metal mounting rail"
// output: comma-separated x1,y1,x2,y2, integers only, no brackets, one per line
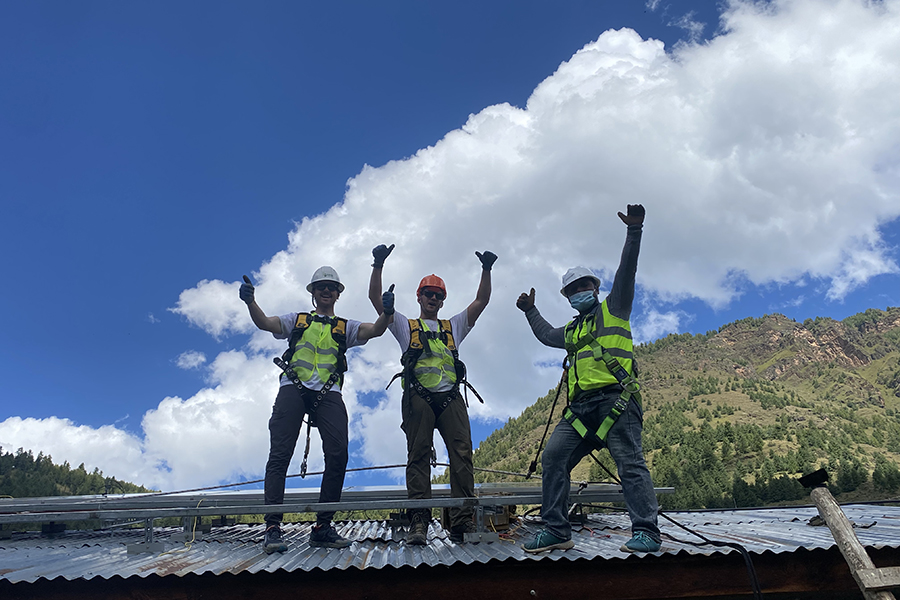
0,484,673,525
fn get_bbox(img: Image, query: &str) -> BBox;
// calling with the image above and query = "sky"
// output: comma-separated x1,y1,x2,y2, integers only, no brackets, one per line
1,0,899,494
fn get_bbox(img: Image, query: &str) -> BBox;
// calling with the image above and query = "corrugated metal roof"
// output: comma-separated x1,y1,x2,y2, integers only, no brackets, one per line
2,504,898,584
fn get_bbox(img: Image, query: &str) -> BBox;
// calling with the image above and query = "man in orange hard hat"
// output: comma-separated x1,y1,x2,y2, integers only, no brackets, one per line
369,245,497,545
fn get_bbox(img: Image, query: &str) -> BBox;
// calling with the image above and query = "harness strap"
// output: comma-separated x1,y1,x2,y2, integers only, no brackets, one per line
564,391,636,448
563,342,642,447
274,356,341,427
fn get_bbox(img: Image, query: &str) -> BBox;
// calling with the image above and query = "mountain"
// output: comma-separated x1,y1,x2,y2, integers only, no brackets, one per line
454,307,900,509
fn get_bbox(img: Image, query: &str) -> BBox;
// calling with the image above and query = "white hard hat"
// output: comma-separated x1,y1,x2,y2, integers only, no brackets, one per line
307,266,345,293
560,266,601,296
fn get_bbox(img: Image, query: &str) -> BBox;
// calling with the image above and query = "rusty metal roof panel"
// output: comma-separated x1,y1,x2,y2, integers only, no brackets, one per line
3,505,900,584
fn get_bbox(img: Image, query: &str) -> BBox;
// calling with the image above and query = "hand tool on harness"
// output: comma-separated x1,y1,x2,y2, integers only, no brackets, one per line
272,312,348,477
526,357,569,479
563,325,641,449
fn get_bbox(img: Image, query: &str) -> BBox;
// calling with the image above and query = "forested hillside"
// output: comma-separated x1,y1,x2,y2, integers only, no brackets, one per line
0,447,152,498
451,306,900,509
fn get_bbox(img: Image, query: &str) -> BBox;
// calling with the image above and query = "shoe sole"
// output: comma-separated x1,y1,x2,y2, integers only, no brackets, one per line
310,541,352,549
407,534,427,545
522,539,575,554
620,544,661,553
264,543,288,554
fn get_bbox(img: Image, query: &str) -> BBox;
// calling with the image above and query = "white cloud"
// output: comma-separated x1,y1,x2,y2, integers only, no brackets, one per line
633,309,690,344
175,350,207,370
5,0,900,490
147,313,160,324
671,10,706,42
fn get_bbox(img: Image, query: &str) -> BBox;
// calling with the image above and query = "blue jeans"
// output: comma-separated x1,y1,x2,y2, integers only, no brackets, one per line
540,388,659,541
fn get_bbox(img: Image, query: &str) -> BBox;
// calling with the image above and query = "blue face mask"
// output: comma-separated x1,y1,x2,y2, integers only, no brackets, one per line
568,290,596,313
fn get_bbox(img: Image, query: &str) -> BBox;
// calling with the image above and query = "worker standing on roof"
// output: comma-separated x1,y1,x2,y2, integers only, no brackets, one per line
517,205,661,554
368,245,497,545
239,267,393,554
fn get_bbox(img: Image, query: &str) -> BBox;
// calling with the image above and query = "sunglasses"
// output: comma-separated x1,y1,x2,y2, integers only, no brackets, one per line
420,290,445,301
314,283,339,293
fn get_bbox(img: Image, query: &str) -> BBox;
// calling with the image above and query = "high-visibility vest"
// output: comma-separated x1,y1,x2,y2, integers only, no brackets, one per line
402,319,459,392
564,299,634,401
283,312,348,386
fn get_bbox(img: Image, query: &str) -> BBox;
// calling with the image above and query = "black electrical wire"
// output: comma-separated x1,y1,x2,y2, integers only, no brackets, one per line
526,361,568,479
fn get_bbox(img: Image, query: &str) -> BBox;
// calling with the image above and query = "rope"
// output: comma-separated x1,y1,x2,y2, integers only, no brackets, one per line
526,361,568,479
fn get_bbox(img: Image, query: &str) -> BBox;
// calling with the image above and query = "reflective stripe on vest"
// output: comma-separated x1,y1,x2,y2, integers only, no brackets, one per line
564,299,634,400
411,319,457,391
286,314,342,384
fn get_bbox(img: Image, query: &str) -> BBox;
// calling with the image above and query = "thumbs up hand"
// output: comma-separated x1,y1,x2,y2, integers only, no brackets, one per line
382,284,396,316
239,275,255,305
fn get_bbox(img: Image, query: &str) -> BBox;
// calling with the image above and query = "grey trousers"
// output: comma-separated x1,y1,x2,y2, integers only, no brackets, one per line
402,388,475,528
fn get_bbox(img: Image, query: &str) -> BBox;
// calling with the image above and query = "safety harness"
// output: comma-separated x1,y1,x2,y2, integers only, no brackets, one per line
387,318,483,420
272,312,348,476
561,316,641,448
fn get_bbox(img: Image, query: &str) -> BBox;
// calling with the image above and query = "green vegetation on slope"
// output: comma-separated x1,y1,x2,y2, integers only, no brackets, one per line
0,447,153,498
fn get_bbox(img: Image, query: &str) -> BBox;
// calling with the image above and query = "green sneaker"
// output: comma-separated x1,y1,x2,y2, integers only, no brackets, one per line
620,531,661,553
522,529,574,554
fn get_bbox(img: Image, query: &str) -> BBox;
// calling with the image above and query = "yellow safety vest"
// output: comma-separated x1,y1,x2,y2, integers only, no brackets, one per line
406,319,458,391
564,299,634,401
284,312,348,386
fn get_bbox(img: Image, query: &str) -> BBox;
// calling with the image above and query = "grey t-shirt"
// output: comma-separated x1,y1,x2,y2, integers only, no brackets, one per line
388,308,472,392
274,313,367,391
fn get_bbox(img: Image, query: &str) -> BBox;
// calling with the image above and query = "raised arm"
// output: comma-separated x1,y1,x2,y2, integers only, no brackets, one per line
467,251,496,326
240,275,282,335
368,243,394,314
358,284,394,341
516,287,566,349
606,205,644,320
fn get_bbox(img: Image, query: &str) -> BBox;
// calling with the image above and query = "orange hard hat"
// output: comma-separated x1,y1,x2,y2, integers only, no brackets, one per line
417,274,447,297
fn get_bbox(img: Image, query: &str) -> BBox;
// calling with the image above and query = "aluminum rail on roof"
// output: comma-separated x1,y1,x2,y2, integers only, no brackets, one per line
0,484,673,525
0,482,560,512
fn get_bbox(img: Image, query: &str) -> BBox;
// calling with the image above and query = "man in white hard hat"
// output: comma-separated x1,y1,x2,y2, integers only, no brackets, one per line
239,266,394,553
516,205,661,554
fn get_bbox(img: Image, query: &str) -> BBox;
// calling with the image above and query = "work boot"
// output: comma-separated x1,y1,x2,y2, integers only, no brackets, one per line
522,528,574,554
263,525,288,554
407,512,428,545
309,523,352,549
449,519,477,543
620,531,661,553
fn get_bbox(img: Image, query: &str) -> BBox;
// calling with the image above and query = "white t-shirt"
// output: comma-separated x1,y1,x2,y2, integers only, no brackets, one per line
388,308,472,392
274,313,367,391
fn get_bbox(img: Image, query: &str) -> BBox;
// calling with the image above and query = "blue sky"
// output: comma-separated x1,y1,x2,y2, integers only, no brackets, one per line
2,0,899,492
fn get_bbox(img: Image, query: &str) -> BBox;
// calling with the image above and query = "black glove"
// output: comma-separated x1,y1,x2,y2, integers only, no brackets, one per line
372,244,395,268
382,284,395,316
618,204,645,226
475,250,498,271
239,275,255,305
